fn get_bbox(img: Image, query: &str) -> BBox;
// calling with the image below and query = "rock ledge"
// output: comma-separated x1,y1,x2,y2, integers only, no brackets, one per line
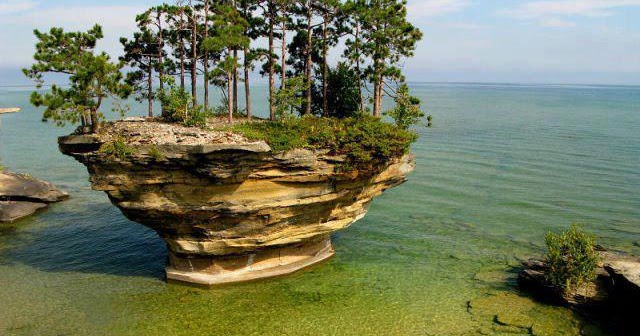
0,171,69,223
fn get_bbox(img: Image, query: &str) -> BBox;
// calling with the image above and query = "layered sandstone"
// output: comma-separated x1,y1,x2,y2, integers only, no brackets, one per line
59,119,415,285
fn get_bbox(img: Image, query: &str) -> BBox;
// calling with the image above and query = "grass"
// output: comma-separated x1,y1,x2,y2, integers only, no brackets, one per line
225,115,418,170
147,145,165,161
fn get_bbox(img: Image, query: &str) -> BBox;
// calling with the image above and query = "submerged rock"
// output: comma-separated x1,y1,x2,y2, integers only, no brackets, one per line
59,120,415,285
0,171,69,223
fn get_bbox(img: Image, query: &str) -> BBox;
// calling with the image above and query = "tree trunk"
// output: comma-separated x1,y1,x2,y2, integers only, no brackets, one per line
227,71,233,123
157,11,165,115
373,73,380,117
191,11,198,105
281,21,287,89
233,49,238,112
148,60,154,117
180,10,186,89
203,1,209,109
355,24,363,112
322,15,328,117
374,77,383,117
305,3,313,115
90,109,99,133
244,47,252,119
81,111,88,130
268,2,276,121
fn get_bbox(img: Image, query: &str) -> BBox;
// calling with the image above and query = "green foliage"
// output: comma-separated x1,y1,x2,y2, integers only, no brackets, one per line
227,115,417,170
157,77,211,127
544,224,600,292
322,63,362,119
274,76,308,120
23,25,131,133
147,145,165,160
99,137,135,159
384,84,425,129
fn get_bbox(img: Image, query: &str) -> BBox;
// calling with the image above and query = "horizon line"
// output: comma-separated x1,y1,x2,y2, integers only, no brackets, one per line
2,81,639,89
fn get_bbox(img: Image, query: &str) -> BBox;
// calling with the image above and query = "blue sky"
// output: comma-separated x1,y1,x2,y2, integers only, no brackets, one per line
1,0,640,85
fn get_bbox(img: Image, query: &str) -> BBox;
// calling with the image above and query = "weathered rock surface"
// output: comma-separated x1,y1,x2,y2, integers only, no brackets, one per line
59,122,415,285
0,171,69,223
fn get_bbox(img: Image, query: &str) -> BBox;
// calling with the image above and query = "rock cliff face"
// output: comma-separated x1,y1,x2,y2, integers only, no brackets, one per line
59,121,415,285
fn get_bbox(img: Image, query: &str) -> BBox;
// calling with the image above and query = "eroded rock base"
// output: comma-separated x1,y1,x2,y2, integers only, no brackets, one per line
166,236,335,286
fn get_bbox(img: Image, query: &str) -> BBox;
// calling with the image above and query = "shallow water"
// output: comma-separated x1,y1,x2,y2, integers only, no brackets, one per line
0,83,638,335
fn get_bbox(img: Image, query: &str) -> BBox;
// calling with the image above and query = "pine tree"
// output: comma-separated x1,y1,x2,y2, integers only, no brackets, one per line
121,7,170,118
239,0,263,119
166,3,190,90
24,25,131,133
347,0,422,117
204,3,249,123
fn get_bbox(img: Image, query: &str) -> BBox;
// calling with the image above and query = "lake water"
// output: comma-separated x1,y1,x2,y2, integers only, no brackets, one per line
1,83,639,335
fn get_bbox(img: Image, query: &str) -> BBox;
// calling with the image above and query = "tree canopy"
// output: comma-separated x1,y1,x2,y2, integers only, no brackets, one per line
25,0,426,133
24,25,131,133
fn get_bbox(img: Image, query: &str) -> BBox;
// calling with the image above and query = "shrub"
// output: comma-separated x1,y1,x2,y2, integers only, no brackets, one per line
183,105,212,128
544,224,600,292
147,145,164,161
100,137,135,159
226,115,417,170
157,76,211,128
321,63,362,119
384,84,425,130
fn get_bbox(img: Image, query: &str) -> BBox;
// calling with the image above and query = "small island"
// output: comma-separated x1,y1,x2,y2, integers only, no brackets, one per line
22,0,424,285
60,117,415,284
0,108,21,114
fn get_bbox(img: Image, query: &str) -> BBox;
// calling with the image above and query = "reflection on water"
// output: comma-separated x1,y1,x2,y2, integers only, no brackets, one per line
0,84,638,335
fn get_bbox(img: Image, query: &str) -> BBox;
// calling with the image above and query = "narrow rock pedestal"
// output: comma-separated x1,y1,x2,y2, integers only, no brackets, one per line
167,236,334,285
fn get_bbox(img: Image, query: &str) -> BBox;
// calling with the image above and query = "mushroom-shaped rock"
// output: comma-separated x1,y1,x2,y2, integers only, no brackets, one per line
59,120,415,285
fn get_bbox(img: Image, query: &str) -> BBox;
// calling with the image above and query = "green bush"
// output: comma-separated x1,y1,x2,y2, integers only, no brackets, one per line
157,76,212,128
320,63,363,119
147,145,165,160
384,84,425,130
544,224,600,292
226,115,417,170
100,137,135,159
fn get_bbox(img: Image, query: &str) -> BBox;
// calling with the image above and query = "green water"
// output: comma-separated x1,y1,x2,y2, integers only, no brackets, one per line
0,83,638,335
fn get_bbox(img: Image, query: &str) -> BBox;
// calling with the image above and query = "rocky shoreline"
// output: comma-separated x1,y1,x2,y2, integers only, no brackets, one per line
0,171,69,223
518,249,640,334
59,119,415,285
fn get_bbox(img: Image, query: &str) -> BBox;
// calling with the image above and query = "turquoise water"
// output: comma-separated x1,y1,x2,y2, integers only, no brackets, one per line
0,83,639,335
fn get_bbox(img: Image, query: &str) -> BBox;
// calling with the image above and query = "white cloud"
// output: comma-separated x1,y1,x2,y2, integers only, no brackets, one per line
0,0,37,15
539,18,576,28
502,0,640,27
407,0,471,19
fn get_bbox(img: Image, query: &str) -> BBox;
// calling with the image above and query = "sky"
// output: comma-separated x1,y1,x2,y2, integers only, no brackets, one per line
1,0,639,86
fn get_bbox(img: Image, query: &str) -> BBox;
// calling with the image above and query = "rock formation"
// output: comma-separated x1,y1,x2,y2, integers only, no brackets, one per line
59,120,415,285
518,250,640,334
0,171,69,223
0,108,21,114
